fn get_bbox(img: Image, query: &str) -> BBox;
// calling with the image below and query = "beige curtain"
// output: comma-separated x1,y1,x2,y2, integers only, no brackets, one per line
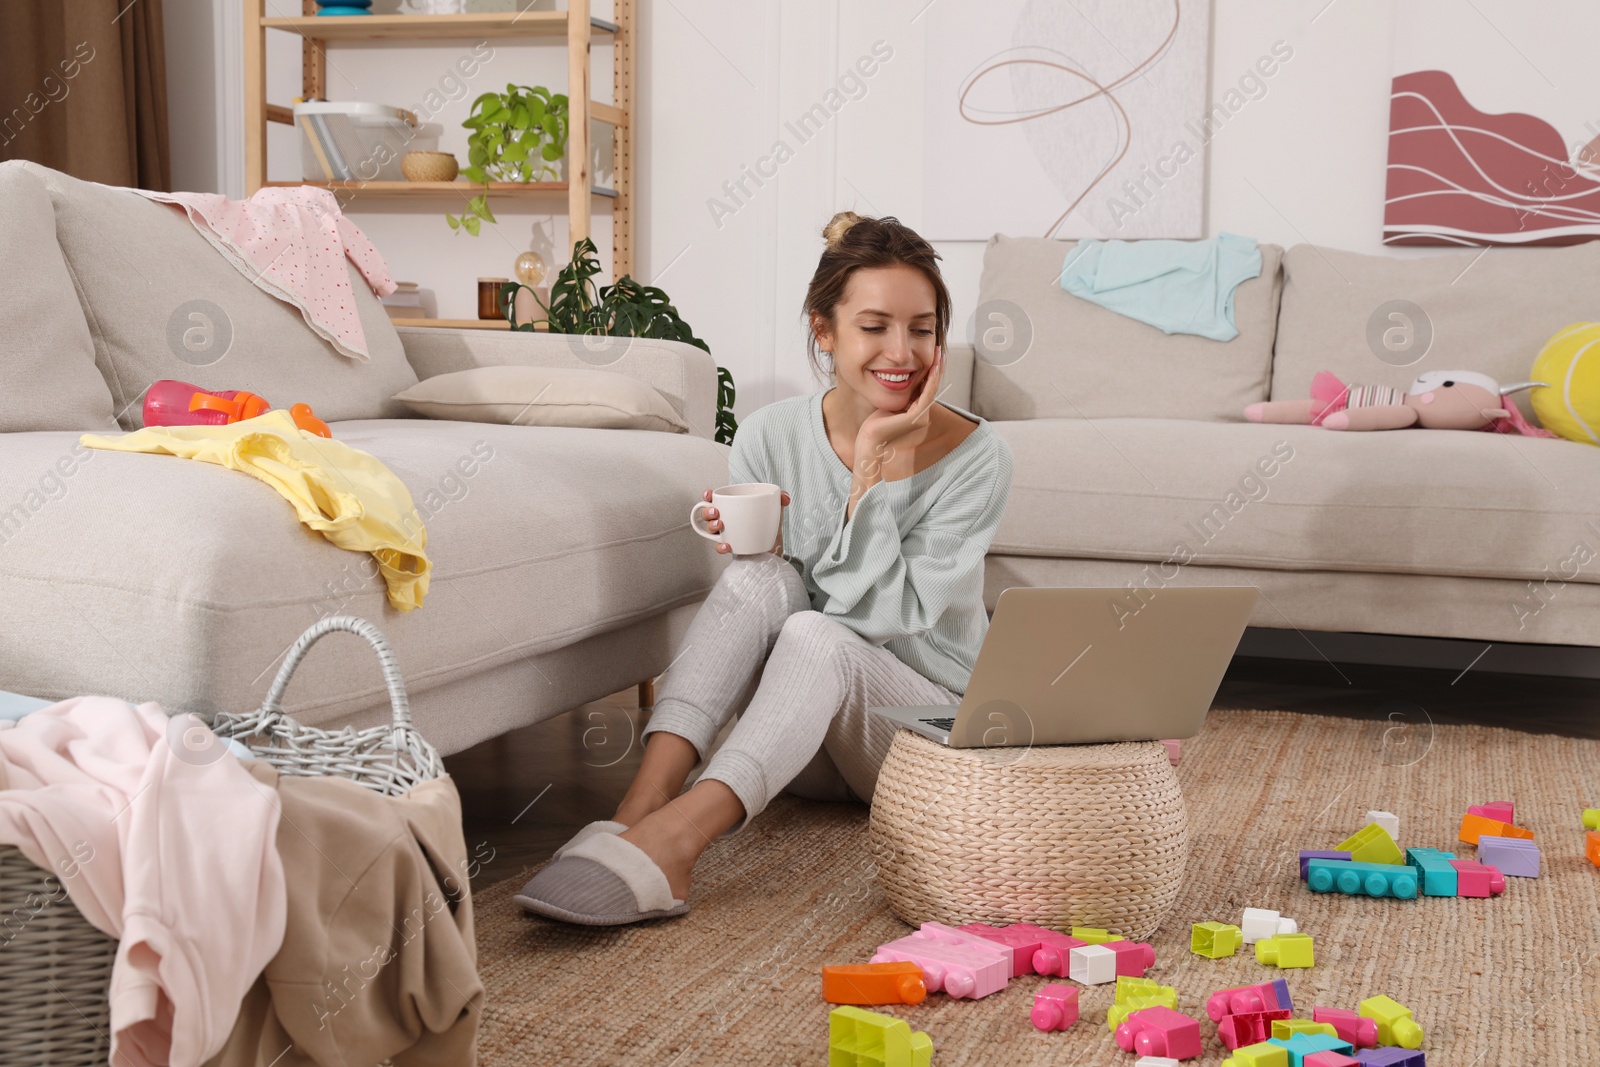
0,0,171,190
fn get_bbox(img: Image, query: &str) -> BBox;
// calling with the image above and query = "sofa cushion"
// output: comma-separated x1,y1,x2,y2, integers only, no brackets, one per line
0,162,118,431
1271,242,1600,423
393,366,690,433
20,162,418,428
969,234,1283,422
990,417,1600,590
0,421,729,726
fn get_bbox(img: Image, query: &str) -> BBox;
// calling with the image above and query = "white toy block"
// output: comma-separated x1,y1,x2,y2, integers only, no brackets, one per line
1275,916,1298,936
1367,810,1400,839
1135,1059,1181,1067
1240,907,1283,945
1067,943,1118,985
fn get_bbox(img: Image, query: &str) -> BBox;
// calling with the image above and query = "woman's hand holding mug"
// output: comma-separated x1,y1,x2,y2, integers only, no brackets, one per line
692,484,791,555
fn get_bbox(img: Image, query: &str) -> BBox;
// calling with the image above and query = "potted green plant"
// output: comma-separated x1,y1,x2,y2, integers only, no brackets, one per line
446,84,569,236
500,238,741,443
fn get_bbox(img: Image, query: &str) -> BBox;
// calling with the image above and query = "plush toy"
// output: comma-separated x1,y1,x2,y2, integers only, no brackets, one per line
1530,322,1600,445
1244,370,1555,436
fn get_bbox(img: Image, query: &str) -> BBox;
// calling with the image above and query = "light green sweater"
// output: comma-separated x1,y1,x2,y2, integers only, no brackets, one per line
727,390,1013,695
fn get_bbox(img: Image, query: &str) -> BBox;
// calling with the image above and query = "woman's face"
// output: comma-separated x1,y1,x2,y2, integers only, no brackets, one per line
815,264,939,412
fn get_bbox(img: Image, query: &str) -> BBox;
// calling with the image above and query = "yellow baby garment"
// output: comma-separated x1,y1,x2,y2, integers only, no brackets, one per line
82,410,430,611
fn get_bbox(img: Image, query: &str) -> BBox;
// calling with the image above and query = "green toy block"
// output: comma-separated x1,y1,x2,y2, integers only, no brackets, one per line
828,1005,933,1067
1191,920,1243,958
1254,933,1315,969
1583,808,1600,831
1071,926,1123,945
1359,994,1425,1050
1306,858,1419,899
1114,975,1176,1004
1221,1040,1290,1067
1335,822,1404,865
1271,1018,1338,1040
1405,847,1458,896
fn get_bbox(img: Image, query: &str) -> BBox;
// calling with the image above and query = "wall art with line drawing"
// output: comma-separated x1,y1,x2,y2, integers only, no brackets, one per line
1384,0,1600,246
922,0,1210,241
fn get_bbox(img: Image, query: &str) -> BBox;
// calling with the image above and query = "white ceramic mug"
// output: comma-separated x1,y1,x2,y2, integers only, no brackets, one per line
690,483,782,555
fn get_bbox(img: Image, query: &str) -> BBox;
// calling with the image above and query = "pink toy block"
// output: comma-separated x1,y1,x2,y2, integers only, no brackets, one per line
959,922,1046,977
1217,1009,1291,1051
1107,939,1157,978
1449,858,1507,897
1031,930,1090,977
917,922,1017,968
871,933,1008,999
1031,983,1080,1031
1469,801,1514,823
1206,979,1294,1022
1312,1007,1379,1048
1162,739,1182,764
1114,1005,1203,1060
1304,1052,1360,1067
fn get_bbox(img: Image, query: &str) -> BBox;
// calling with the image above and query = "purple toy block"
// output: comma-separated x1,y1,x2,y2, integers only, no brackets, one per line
1468,800,1514,823
1301,849,1353,880
1030,929,1090,977
959,922,1044,977
1477,835,1540,877
872,932,1009,999
1355,1047,1426,1066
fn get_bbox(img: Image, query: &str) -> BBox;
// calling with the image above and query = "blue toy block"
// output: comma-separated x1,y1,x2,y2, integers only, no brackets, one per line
1404,847,1458,896
1306,859,1418,899
1269,1031,1356,1066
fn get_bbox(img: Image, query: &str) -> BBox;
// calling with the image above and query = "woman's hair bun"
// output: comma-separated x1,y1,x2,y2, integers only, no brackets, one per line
822,210,864,251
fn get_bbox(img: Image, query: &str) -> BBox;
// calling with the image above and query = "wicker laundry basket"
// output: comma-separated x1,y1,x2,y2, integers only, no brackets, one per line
868,730,1188,942
0,616,441,1066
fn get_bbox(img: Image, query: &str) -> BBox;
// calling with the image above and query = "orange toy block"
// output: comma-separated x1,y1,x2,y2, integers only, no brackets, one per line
823,962,928,1006
1458,812,1534,846
1587,831,1600,868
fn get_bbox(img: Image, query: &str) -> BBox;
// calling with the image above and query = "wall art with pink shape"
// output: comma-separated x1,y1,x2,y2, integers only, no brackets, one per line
1384,1,1600,246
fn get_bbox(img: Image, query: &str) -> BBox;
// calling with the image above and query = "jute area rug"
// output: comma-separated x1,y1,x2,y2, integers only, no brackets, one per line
472,710,1600,1065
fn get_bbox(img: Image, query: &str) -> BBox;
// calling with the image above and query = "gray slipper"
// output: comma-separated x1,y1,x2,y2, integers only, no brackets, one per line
515,833,689,925
552,819,628,859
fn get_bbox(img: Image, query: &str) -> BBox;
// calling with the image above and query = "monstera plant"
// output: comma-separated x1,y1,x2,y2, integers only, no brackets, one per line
447,84,568,236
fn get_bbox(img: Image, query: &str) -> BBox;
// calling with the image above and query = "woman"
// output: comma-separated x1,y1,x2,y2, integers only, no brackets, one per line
517,212,1013,925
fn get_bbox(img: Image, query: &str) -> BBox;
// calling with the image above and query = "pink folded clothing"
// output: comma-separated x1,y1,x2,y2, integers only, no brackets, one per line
132,186,397,361
0,696,286,1067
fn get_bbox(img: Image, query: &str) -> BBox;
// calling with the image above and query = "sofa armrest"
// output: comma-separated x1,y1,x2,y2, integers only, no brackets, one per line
397,327,720,439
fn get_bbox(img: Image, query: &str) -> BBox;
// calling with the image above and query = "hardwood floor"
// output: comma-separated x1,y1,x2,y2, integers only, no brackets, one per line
448,656,1600,890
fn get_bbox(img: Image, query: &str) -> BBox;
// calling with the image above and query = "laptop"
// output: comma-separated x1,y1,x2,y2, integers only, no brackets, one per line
869,586,1258,748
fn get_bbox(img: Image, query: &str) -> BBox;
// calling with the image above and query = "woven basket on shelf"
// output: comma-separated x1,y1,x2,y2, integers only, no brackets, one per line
868,730,1188,942
0,616,439,1066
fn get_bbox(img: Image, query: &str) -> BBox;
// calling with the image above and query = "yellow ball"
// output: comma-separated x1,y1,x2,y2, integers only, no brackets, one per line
1531,322,1600,446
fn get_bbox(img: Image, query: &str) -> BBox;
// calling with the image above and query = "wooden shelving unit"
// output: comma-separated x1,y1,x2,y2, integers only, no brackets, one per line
243,0,634,285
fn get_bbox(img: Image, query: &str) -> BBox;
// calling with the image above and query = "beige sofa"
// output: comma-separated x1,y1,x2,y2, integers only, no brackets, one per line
947,234,1600,648
0,161,730,756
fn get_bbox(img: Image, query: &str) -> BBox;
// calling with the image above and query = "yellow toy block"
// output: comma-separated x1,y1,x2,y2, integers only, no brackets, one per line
1336,822,1404,865
1221,1040,1290,1067
1582,808,1600,831
1106,991,1179,1031
1271,1019,1337,1040
1114,975,1175,1004
1254,933,1315,969
828,1005,934,1067
1359,994,1424,1050
1071,927,1123,945
1191,920,1243,958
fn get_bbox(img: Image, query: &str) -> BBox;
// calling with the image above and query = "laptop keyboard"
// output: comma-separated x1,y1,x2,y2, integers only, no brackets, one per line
918,717,957,731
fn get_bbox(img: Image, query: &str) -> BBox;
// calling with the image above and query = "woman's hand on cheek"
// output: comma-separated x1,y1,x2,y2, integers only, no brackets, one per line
858,346,943,458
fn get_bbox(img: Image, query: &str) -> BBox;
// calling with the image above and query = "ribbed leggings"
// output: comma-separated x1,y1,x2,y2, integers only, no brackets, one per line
640,553,958,829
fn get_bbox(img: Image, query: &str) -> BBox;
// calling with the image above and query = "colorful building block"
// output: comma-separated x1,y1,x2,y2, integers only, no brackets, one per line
1588,831,1600,867
1403,848,1457,897
1302,1053,1360,1067
1206,979,1294,1022
1107,939,1156,977
1219,1009,1292,1050
1299,850,1352,880
1192,921,1244,958
1114,1005,1203,1060
822,962,927,1006
1256,933,1315,968
827,1005,933,1067
1270,1033,1356,1066
871,931,1009,999
1273,1020,1338,1040
1353,1048,1425,1066
1365,811,1400,839
1109,994,1181,1032
1583,808,1600,832
1448,859,1506,897
1457,812,1533,846
1469,801,1514,823
1335,824,1404,866
1221,1040,1290,1067
1358,995,1424,1050
1030,983,1079,1031
1031,930,1090,977
1477,835,1540,877
959,922,1047,976
1306,859,1419,899
1241,908,1299,945
1117,976,1178,1004
1069,943,1119,985
1162,738,1182,764
1312,1007,1379,1048
1071,926,1124,945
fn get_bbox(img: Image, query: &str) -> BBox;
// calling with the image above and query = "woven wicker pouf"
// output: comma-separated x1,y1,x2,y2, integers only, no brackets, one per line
868,731,1189,941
